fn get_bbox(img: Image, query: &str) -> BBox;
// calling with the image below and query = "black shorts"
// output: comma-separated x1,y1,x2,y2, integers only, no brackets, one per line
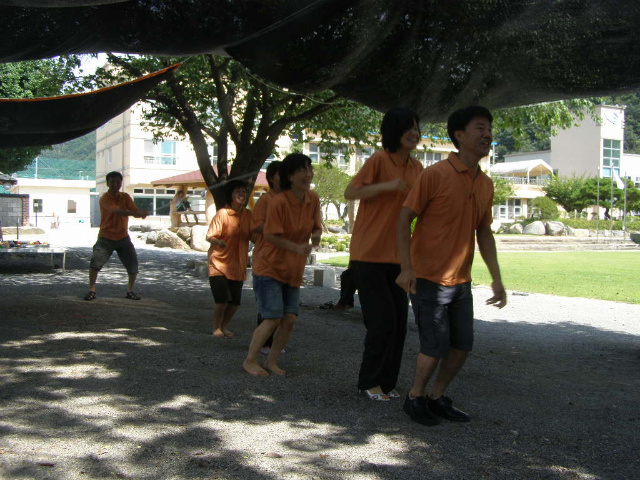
410,279,474,358
89,236,138,274
209,276,243,305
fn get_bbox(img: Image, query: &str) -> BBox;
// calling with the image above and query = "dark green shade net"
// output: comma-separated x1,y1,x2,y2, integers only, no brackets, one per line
2,0,640,137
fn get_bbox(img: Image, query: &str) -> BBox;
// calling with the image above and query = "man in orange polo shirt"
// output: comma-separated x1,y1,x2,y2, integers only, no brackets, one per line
84,171,148,301
396,106,507,426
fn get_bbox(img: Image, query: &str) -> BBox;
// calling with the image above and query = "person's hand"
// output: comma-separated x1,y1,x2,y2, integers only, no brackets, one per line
217,239,228,249
395,268,417,294
387,178,408,192
296,243,312,257
141,210,149,219
486,281,507,308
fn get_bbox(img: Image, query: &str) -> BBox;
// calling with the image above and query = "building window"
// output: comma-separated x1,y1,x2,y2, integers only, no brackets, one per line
208,143,219,163
495,198,522,220
67,200,77,214
307,143,349,168
417,150,443,167
132,187,175,216
602,139,621,178
144,140,177,165
308,143,320,164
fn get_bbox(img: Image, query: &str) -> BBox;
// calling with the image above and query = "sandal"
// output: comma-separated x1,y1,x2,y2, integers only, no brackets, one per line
360,389,390,401
386,390,401,399
83,291,96,301
125,291,141,300
318,301,334,310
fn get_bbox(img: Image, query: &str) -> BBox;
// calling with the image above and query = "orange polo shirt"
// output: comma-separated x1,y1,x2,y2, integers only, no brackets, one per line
250,190,276,273
206,206,253,280
98,191,138,241
403,152,494,286
253,190,322,287
349,150,423,264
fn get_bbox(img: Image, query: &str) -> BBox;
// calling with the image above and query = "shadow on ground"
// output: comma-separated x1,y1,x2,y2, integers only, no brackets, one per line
1,246,638,479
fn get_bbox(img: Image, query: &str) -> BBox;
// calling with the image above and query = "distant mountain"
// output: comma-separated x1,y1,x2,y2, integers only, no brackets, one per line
46,131,96,162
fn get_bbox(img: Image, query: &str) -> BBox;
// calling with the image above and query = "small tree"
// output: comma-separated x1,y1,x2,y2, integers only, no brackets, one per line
491,175,515,205
312,164,352,225
531,196,559,220
543,174,593,216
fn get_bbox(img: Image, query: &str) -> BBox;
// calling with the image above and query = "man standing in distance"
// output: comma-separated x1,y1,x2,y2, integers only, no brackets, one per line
396,106,507,425
84,171,148,301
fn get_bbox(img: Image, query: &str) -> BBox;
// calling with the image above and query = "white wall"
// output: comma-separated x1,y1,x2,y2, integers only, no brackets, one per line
11,178,95,227
550,105,624,177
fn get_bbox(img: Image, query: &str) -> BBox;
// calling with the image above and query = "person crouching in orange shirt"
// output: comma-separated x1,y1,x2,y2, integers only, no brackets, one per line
243,153,322,376
207,180,253,338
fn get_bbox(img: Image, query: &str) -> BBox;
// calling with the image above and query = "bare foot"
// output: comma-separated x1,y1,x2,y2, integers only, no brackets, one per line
212,329,225,338
243,360,269,376
264,363,286,376
223,329,235,338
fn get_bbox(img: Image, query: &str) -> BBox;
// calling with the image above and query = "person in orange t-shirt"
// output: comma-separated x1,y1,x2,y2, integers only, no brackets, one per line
250,160,282,353
243,154,322,377
84,171,149,301
344,107,423,401
397,106,507,426
207,180,253,338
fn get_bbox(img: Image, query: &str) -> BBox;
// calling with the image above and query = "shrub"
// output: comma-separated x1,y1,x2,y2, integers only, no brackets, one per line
531,197,559,220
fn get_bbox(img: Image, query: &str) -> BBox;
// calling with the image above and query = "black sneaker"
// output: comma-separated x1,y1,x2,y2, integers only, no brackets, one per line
403,395,442,426
427,395,470,422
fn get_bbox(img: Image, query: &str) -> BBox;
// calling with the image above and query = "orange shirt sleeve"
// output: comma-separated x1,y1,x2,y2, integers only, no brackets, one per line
404,168,436,217
207,208,227,241
264,197,285,236
349,152,381,188
251,193,269,231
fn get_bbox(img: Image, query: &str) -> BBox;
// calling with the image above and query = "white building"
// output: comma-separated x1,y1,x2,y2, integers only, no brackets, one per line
9,157,95,228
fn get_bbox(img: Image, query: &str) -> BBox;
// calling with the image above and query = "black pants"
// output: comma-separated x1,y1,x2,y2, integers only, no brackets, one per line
338,265,357,306
351,261,408,393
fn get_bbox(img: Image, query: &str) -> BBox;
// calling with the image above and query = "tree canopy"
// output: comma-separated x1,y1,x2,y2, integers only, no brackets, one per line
93,54,380,207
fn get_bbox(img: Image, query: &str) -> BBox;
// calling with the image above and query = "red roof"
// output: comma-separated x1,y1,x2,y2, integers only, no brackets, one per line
152,166,267,187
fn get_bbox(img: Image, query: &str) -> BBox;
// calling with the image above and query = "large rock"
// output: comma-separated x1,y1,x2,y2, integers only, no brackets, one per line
491,219,502,233
567,227,590,237
145,231,158,244
155,229,190,250
545,221,565,236
523,221,545,235
176,226,192,242
190,225,210,252
508,223,523,234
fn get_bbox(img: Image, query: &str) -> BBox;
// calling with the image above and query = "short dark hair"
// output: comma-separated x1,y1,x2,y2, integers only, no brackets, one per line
279,153,312,190
381,107,420,152
265,160,282,189
447,106,493,149
106,171,123,182
224,180,247,205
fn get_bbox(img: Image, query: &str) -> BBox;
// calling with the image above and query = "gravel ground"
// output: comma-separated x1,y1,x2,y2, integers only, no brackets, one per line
0,227,638,480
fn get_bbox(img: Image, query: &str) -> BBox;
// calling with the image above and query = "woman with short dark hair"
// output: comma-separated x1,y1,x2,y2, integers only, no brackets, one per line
206,180,253,338
243,153,322,376
344,107,424,401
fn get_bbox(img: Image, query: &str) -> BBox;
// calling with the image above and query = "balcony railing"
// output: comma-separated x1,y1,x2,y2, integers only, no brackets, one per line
494,175,549,185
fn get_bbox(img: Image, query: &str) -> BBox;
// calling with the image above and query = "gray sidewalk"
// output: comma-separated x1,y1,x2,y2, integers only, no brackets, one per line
0,231,639,479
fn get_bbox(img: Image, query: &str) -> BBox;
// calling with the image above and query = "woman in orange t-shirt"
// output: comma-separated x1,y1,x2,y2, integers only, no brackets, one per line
345,107,423,401
243,154,322,377
207,180,253,338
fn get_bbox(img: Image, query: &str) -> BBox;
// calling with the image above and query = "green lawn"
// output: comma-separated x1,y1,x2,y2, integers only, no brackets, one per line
319,251,640,304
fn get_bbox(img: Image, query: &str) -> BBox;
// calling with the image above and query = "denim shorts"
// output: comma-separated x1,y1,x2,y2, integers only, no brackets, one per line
410,279,474,358
253,274,300,319
89,236,138,274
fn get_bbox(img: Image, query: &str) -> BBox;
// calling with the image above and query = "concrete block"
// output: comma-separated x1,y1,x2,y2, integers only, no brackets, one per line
313,268,336,288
